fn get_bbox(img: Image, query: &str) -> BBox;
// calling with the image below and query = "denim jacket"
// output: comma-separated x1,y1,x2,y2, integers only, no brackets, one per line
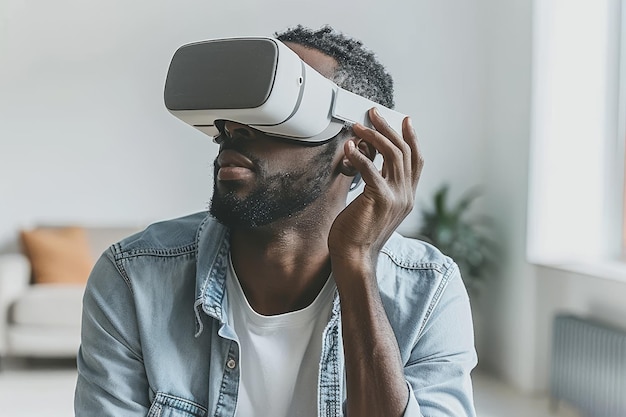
74,212,477,417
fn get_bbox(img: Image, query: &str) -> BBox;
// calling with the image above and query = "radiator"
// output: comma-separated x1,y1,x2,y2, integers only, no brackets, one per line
550,314,626,417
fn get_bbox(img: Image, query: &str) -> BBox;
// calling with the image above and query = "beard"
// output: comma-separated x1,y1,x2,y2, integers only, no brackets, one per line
209,142,338,229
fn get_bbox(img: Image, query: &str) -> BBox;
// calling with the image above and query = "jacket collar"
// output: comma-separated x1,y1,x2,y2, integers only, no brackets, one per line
191,213,343,337
193,215,231,336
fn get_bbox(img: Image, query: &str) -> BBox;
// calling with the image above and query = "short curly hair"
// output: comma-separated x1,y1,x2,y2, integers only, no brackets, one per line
275,25,395,109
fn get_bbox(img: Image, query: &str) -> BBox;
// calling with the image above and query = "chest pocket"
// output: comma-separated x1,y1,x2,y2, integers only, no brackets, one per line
147,392,208,417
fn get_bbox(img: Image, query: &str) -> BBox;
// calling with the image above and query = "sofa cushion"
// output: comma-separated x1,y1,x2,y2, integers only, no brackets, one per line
10,284,85,327
20,226,94,284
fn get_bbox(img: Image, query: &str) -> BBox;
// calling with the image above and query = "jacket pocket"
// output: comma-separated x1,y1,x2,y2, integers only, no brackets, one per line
147,392,208,417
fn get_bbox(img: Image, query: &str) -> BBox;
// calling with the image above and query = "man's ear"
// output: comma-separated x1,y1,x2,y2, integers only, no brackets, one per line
339,138,377,177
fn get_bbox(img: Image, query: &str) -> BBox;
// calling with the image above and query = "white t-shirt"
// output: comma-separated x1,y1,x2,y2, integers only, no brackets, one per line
226,258,336,417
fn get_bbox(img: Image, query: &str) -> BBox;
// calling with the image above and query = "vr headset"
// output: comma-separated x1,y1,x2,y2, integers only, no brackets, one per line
164,36,406,144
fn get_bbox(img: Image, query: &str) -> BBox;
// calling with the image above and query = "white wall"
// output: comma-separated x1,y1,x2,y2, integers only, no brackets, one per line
0,0,488,251
477,0,536,391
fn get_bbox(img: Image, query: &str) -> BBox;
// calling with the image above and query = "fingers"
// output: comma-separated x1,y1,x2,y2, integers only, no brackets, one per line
368,108,408,152
344,140,386,192
402,116,423,188
352,122,404,182
351,108,423,189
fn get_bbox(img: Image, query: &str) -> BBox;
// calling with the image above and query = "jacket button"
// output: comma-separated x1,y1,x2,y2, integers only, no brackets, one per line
227,359,237,369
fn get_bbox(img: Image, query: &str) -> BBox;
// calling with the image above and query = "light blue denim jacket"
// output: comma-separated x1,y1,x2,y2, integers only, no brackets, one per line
74,212,477,417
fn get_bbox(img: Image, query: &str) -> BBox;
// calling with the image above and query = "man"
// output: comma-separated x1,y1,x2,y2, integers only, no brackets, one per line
74,25,477,417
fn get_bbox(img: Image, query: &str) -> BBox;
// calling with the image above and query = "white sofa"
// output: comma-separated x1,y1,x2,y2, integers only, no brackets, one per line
0,226,141,364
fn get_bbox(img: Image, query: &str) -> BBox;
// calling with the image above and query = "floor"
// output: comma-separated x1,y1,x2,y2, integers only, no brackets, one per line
0,359,77,417
472,369,582,417
0,360,583,417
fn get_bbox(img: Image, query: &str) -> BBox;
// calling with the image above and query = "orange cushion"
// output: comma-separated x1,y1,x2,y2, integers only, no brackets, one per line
20,227,94,285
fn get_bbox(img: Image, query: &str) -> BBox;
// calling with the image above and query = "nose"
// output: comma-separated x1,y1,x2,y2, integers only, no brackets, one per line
214,120,255,145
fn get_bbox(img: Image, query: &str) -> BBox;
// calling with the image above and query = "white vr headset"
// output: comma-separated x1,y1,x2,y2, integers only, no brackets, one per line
164,36,406,144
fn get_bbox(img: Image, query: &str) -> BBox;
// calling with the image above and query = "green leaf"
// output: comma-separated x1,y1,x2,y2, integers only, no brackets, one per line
417,183,497,298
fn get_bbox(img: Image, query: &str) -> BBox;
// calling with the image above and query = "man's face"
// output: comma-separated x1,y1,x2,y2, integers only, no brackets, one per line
210,42,343,229
209,128,339,228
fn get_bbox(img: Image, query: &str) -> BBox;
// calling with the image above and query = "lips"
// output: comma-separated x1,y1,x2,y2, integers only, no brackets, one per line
216,149,256,181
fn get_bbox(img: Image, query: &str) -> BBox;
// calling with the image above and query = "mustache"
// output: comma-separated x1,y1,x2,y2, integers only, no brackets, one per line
213,141,262,172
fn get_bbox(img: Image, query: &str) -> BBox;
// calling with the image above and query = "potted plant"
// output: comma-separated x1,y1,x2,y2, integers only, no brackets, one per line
417,184,496,298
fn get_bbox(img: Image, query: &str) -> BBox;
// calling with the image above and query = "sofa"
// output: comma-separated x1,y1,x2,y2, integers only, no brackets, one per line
0,225,141,365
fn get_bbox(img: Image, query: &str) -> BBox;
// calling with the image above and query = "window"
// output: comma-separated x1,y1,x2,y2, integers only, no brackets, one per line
528,0,624,265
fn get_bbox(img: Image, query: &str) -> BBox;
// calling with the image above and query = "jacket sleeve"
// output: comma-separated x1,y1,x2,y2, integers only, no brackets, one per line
403,264,478,417
74,250,151,416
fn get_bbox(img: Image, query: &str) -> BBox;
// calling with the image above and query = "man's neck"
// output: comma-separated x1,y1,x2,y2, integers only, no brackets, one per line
229,220,334,316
